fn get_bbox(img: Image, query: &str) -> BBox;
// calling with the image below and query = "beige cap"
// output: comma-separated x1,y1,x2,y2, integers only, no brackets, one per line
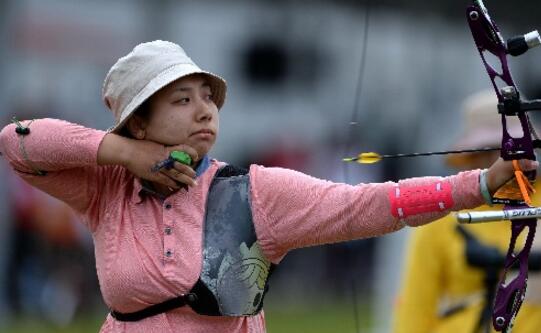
447,89,521,167
452,90,503,150
102,40,227,133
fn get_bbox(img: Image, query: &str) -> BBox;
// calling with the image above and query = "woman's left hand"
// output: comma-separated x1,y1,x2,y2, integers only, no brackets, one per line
485,158,539,194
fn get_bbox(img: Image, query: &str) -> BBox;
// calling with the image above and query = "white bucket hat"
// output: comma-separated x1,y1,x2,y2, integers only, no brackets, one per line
102,40,227,133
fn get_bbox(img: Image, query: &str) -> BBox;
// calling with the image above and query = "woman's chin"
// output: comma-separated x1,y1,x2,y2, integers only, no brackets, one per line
190,141,214,158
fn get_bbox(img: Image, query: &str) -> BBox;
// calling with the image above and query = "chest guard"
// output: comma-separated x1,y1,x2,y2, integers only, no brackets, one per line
189,165,273,316
109,165,274,322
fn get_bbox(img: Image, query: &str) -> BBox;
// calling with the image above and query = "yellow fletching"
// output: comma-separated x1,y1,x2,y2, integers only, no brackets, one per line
357,152,382,164
343,152,383,164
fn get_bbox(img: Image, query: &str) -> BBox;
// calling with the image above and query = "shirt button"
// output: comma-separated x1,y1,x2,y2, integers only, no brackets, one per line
165,203,172,209
165,227,172,235
165,250,172,257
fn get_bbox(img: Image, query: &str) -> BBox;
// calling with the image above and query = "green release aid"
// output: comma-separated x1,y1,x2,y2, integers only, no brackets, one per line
169,151,192,166
152,150,192,172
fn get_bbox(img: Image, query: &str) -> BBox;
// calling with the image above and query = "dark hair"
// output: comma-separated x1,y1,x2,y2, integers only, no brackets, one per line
118,99,152,139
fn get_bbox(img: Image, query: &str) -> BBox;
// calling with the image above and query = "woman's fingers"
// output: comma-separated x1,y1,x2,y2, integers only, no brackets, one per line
160,168,197,187
486,158,539,194
169,162,197,186
173,162,197,178
155,173,182,189
518,159,539,171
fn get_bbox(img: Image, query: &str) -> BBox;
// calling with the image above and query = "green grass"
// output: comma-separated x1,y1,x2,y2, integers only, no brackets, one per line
266,302,372,333
2,315,103,333
2,302,371,333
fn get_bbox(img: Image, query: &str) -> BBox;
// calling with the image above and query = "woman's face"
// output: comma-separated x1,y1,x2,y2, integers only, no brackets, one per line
140,74,219,161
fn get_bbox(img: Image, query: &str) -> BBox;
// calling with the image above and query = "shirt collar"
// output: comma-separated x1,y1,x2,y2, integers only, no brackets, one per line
194,155,211,177
132,155,211,204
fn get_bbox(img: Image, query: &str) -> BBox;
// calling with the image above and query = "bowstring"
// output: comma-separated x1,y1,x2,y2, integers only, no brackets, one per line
527,116,540,141
340,1,371,332
342,0,372,183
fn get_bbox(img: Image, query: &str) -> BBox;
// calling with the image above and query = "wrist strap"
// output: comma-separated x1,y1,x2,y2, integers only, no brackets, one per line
480,169,493,206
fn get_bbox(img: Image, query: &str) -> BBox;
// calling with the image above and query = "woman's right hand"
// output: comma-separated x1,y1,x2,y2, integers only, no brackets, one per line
98,133,199,188
128,139,200,188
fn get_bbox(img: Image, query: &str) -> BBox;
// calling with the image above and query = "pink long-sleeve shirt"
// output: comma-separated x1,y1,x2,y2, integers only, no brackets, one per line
0,119,484,333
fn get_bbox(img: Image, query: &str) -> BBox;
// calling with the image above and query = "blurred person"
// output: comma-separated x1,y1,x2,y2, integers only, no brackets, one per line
6,166,99,324
3,105,100,326
0,41,534,333
0,157,10,326
392,90,541,333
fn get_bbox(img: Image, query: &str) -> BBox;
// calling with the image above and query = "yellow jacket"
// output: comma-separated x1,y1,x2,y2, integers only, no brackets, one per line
392,186,541,333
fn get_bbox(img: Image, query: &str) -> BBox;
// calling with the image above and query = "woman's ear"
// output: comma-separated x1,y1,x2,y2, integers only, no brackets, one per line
126,115,147,140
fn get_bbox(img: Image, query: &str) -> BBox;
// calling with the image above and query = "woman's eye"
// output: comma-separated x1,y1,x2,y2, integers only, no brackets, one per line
175,98,190,104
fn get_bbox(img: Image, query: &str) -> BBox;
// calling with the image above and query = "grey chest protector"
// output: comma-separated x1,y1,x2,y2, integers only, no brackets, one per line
192,165,274,316
110,165,275,322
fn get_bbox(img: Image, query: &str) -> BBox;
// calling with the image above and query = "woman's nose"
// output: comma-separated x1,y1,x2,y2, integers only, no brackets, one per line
195,99,213,121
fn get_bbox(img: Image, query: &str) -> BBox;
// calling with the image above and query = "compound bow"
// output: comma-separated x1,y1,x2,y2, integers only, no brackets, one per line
462,1,541,331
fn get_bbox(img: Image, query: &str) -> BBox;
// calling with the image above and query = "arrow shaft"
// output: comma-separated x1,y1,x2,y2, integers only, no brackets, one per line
379,147,500,159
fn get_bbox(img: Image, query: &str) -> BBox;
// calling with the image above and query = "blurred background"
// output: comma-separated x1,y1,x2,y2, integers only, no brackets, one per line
0,0,540,332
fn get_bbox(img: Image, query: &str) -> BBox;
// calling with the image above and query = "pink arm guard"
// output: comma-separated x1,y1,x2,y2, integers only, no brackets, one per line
389,181,454,221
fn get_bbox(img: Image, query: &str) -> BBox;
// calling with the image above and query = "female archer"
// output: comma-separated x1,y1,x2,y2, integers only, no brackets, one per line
0,40,534,333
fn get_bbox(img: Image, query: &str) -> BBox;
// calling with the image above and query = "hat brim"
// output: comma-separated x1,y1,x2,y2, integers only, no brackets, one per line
445,128,502,167
108,64,226,133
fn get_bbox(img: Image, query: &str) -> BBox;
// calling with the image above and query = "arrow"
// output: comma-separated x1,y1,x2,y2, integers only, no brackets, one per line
343,147,501,164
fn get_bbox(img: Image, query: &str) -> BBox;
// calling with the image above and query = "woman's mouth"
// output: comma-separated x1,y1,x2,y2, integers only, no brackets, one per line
191,129,215,139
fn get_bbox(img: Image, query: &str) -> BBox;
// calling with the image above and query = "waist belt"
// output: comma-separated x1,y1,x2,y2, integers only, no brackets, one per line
110,293,198,322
